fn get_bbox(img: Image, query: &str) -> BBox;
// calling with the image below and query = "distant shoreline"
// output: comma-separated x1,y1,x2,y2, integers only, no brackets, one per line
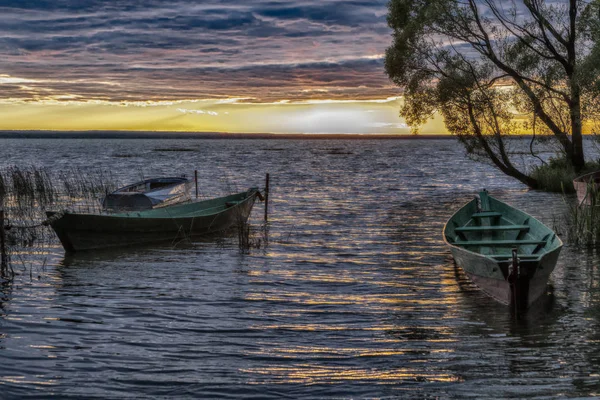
0,130,454,140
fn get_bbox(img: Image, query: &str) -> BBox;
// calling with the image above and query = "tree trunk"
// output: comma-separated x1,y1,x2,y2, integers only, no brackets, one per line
465,103,539,188
570,93,585,171
482,143,540,188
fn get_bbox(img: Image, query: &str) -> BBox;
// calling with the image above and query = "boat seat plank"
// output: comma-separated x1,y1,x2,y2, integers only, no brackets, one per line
532,234,551,254
455,225,529,232
489,254,541,260
455,239,547,246
471,212,503,218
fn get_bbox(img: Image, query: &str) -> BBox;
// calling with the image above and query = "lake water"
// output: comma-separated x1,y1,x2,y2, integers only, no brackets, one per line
0,137,599,399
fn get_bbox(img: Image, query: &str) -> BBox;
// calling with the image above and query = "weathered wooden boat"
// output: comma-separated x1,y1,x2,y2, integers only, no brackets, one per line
443,190,562,309
102,177,192,211
46,188,259,252
573,170,600,206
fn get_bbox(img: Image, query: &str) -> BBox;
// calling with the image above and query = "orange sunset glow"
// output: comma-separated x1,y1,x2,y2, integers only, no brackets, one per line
0,2,448,134
0,95,447,134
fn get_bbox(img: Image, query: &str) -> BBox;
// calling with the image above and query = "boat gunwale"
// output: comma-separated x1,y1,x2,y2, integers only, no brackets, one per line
573,170,600,183
442,195,563,263
110,176,191,195
58,188,259,220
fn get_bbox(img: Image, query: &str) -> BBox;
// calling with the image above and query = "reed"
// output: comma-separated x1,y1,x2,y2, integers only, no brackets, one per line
0,165,120,278
560,185,600,247
0,173,6,203
237,220,267,253
236,207,268,253
33,168,55,207
237,218,251,252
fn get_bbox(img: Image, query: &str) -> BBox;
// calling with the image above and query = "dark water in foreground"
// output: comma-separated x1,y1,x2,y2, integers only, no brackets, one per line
0,138,599,399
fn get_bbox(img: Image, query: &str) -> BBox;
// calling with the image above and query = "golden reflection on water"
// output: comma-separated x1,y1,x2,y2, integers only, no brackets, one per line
247,267,453,290
247,345,455,358
241,365,463,385
28,345,56,349
252,323,458,335
246,292,454,307
0,376,58,386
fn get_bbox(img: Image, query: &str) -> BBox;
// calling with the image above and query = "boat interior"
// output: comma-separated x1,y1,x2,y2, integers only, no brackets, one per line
113,189,256,218
444,191,559,261
119,178,186,194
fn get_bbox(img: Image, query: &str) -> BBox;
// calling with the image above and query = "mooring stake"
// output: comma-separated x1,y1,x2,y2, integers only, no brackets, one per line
264,173,270,222
511,248,519,316
194,170,199,199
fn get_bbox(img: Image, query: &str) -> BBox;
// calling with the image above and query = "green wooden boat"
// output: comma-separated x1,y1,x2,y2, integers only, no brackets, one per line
46,188,259,253
443,190,562,309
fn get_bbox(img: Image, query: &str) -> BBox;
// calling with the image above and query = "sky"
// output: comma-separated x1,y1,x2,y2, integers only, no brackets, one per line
0,0,448,134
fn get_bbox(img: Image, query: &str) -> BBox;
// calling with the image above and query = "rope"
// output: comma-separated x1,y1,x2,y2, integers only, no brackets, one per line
6,222,46,230
4,210,65,230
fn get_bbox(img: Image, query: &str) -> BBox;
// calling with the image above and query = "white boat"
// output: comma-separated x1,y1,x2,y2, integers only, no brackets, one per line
102,177,192,211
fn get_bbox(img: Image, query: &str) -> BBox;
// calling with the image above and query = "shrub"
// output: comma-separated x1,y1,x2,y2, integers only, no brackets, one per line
531,158,600,193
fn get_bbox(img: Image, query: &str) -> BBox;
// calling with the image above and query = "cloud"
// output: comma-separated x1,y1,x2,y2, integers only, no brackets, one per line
0,0,393,102
176,108,218,116
369,122,409,129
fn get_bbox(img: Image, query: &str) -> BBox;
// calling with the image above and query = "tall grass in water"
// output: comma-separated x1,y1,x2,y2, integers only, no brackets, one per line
561,183,600,247
235,196,268,254
237,220,268,254
0,166,120,279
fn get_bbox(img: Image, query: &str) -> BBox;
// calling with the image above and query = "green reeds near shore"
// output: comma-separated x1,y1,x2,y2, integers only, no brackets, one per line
0,166,118,212
0,166,120,278
560,183,600,247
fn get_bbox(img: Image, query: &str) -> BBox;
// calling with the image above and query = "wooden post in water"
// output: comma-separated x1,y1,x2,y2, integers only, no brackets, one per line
264,173,270,222
511,248,519,317
194,170,199,199
0,209,7,274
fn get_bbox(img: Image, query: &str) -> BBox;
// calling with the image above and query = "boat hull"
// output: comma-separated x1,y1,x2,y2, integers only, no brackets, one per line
450,245,560,307
48,190,257,252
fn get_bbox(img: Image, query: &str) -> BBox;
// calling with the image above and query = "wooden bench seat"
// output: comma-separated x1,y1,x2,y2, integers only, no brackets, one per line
454,239,547,246
455,225,529,232
471,212,503,218
489,254,541,260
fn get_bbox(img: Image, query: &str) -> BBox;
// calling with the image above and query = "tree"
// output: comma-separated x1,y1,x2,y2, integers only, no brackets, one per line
385,0,600,187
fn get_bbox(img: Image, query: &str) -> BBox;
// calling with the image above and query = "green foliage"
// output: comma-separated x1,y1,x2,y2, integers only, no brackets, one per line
385,0,599,186
531,158,600,193
530,159,576,193
560,192,600,247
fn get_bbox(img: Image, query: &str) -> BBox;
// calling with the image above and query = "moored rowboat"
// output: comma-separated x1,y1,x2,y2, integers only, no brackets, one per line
443,190,562,309
47,188,259,252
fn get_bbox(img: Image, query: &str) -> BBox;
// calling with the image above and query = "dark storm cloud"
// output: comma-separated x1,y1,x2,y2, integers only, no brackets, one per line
0,0,393,102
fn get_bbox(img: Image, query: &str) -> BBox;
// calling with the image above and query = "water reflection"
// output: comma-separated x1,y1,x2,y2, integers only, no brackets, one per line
0,138,599,398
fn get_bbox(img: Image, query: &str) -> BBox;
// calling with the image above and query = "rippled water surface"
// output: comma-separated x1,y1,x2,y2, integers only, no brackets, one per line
1,137,600,399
